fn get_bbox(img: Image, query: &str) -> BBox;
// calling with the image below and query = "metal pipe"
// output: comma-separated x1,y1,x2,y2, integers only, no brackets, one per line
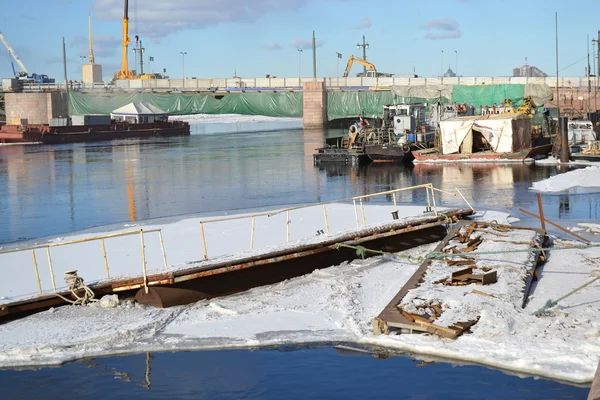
353,199,359,227
46,247,56,291
429,185,438,216
101,239,110,278
322,204,329,233
286,211,290,242
360,198,366,224
559,116,569,163
31,250,42,294
453,186,474,211
158,230,168,268
140,230,148,294
200,222,208,259
250,217,255,249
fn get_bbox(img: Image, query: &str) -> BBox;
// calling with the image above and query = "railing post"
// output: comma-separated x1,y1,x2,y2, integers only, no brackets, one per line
353,199,359,227
31,249,42,294
250,217,255,249
392,192,397,212
429,184,438,216
101,239,110,278
46,247,56,291
286,211,290,242
322,204,329,233
360,198,367,224
158,230,168,268
140,229,148,294
200,222,208,259
426,185,432,212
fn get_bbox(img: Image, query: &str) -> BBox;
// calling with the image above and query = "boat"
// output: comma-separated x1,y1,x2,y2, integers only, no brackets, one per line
567,119,600,162
364,104,436,163
0,102,190,144
412,104,553,164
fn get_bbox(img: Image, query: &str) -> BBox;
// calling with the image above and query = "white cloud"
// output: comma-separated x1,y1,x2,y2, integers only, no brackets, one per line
353,17,372,30
92,0,312,37
419,18,461,40
290,38,324,49
263,42,282,50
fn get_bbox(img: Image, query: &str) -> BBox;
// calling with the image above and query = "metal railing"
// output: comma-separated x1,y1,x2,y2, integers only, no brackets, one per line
0,184,473,300
0,228,167,295
17,76,589,93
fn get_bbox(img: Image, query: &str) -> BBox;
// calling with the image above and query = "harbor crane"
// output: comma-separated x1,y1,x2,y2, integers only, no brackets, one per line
0,31,29,78
0,31,54,83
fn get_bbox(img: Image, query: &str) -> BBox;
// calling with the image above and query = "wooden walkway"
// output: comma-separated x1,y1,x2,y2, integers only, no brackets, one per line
373,220,547,338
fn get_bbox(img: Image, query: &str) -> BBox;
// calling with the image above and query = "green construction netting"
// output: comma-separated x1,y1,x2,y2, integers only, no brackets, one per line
68,91,303,118
451,84,526,110
327,91,451,121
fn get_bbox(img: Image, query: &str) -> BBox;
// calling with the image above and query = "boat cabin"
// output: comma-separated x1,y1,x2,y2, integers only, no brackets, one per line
110,102,170,124
438,113,533,155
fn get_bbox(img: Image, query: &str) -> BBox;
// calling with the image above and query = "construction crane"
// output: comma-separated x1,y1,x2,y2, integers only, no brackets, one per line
343,55,377,77
115,0,135,80
0,31,29,79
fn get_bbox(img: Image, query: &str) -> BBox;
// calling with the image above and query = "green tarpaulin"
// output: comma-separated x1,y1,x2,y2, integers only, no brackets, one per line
451,84,526,110
68,91,303,118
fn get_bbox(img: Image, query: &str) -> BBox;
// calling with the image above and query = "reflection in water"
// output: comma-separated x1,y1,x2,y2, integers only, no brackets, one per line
0,347,588,399
0,128,599,244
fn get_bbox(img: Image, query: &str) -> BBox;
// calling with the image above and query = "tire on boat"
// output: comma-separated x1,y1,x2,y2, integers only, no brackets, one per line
349,124,358,134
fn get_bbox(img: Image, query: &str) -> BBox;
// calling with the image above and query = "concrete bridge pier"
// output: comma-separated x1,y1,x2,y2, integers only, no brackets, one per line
302,80,327,128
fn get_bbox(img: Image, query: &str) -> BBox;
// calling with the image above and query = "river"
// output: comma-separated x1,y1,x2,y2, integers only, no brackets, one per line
0,121,597,398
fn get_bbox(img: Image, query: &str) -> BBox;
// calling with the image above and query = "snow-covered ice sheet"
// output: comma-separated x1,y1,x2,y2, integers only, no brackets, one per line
2,200,600,384
530,165,600,192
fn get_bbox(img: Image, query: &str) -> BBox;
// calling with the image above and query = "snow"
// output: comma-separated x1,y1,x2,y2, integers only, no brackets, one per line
535,155,600,167
2,141,600,384
530,165,600,192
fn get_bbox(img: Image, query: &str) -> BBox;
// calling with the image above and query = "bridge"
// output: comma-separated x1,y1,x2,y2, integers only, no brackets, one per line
7,75,598,128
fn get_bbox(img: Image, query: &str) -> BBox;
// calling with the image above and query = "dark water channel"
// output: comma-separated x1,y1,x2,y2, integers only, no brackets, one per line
0,125,597,398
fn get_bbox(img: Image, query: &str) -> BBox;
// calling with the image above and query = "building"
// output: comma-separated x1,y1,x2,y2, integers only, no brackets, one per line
513,65,547,78
443,67,457,78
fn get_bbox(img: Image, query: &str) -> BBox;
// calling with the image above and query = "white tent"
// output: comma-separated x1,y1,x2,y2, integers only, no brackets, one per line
439,113,532,155
110,102,169,124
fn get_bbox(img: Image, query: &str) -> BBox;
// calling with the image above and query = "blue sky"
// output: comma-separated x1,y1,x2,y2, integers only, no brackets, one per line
1,0,599,82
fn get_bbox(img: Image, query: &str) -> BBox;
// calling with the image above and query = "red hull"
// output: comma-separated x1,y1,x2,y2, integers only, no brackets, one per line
0,121,190,144
413,144,552,163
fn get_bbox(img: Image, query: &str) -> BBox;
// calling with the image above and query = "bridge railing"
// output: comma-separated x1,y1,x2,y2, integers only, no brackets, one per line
18,76,591,93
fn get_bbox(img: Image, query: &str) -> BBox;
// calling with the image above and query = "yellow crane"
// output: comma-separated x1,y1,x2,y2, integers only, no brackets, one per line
343,55,377,77
114,0,161,80
115,0,134,80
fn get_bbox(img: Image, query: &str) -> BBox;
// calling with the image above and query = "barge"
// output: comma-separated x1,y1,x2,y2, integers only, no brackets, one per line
0,101,190,144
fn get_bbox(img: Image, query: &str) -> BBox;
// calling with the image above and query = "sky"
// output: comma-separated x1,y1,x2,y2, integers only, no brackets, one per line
0,0,599,82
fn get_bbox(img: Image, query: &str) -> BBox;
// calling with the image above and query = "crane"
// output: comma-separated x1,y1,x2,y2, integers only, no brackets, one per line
115,0,135,80
0,31,29,78
343,55,376,77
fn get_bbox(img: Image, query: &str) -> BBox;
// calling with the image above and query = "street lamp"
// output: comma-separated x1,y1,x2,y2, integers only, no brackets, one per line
455,50,458,77
79,55,87,65
138,40,145,75
356,36,369,74
440,50,444,78
297,49,303,84
180,51,187,88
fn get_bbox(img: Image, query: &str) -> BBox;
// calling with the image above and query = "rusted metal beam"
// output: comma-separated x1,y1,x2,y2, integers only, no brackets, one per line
519,208,590,244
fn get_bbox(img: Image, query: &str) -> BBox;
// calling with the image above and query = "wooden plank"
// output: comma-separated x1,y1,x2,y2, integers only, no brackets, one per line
472,289,494,297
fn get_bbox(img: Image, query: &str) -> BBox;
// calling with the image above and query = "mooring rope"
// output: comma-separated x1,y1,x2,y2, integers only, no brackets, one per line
54,270,99,306
532,276,600,316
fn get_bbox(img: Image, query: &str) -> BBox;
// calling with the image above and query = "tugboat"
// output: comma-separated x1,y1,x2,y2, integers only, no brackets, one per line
364,104,436,163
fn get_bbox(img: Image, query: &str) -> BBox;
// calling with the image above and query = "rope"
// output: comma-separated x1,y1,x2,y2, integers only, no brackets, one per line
425,243,600,260
334,243,424,264
54,270,99,306
532,276,600,316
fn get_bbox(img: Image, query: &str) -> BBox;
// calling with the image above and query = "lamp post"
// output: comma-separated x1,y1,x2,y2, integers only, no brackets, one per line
297,48,303,85
138,40,145,75
356,36,369,74
336,52,342,86
593,38,598,111
440,50,444,78
455,50,458,77
180,51,187,88
149,56,154,74
79,55,87,65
